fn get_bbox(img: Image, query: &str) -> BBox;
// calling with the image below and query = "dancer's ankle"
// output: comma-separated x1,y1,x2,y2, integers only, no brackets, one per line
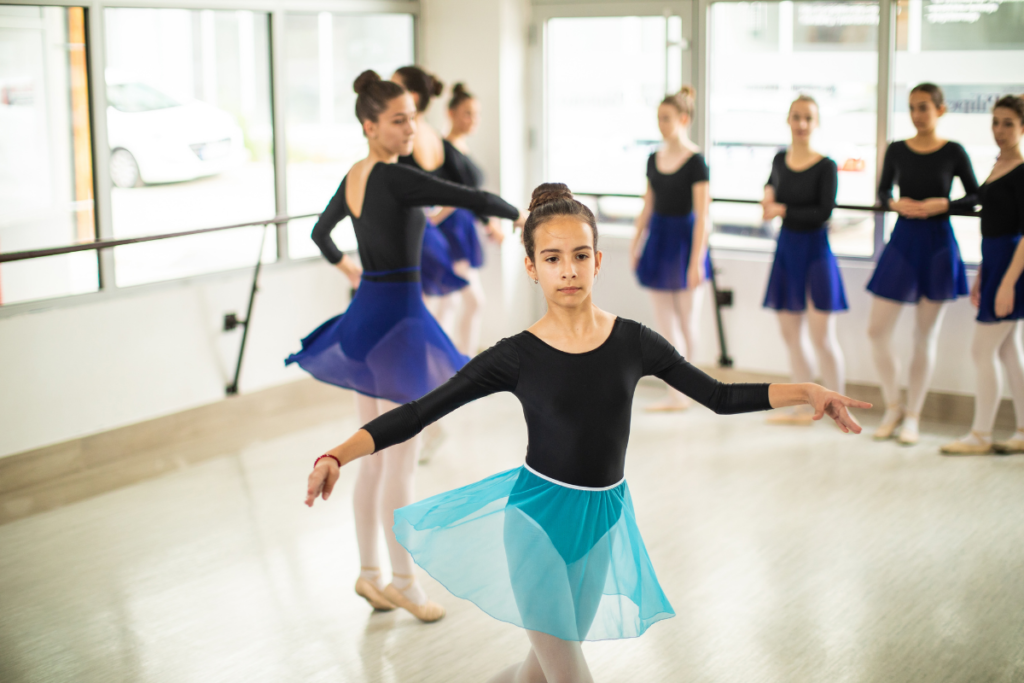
391,572,427,606
360,566,384,591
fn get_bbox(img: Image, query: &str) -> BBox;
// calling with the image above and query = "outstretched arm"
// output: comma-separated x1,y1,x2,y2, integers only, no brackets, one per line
305,342,519,506
388,164,521,221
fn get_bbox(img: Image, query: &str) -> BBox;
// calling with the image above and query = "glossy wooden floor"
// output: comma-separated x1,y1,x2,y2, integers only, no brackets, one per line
2,385,1023,683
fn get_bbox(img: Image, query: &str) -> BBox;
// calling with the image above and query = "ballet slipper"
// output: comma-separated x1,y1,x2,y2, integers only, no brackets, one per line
993,428,1024,454
896,414,919,445
355,577,397,611
873,404,904,440
382,584,446,623
940,431,993,455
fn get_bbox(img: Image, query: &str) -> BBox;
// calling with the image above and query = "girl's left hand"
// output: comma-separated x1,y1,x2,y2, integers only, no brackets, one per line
805,385,872,433
995,281,1016,318
305,458,341,507
762,202,786,221
919,197,950,218
486,218,505,245
687,258,704,290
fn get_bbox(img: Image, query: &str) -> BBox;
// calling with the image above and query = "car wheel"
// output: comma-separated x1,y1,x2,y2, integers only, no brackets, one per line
110,148,142,188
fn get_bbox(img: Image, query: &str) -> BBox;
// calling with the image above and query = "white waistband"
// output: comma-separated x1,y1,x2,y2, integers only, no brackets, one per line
523,462,625,491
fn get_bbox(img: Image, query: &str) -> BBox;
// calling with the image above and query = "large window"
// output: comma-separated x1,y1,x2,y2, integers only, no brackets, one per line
708,1,879,257
103,8,276,286
0,6,98,304
285,12,414,259
893,0,1024,264
545,15,688,199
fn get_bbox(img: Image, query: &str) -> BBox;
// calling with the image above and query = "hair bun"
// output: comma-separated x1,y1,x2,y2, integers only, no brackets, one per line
528,183,573,211
354,70,382,95
431,75,445,97
452,82,467,96
678,85,696,98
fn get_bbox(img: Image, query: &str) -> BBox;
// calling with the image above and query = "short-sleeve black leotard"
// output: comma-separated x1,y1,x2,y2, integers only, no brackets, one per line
363,318,773,488
647,152,710,216
877,141,979,216
980,164,1024,239
310,162,518,279
766,153,838,233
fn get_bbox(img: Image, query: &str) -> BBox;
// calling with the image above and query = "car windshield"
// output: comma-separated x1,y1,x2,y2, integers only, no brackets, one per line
106,83,179,113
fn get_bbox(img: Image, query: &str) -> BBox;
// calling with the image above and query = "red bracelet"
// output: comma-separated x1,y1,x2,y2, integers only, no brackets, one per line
315,454,341,469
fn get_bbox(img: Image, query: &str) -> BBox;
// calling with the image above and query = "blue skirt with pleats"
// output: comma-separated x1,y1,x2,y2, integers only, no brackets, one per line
763,226,848,312
867,216,968,303
636,212,711,290
438,208,484,268
285,274,468,404
978,235,1024,323
394,465,675,642
422,219,469,296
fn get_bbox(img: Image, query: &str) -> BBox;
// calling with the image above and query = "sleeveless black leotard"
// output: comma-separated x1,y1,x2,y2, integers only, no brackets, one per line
364,318,772,488
309,162,517,280
980,164,1024,238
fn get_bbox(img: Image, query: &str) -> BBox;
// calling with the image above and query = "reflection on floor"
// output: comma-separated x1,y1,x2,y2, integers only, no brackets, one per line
1,385,1023,683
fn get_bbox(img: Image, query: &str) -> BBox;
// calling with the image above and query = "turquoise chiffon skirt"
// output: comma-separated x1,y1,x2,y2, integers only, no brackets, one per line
393,465,675,641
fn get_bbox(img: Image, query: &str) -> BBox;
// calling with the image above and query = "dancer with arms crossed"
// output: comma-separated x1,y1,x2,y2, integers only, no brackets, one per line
306,184,869,682
867,83,979,445
286,71,523,622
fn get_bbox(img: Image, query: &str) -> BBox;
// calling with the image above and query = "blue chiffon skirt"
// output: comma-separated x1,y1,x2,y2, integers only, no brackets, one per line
978,235,1024,323
438,208,484,268
422,219,469,296
763,226,848,312
394,465,675,642
636,211,711,290
867,216,968,303
285,274,468,404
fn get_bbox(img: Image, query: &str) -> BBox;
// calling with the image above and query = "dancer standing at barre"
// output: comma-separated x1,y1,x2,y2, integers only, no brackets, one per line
942,95,1024,455
305,183,868,682
392,66,470,300
430,82,504,355
762,95,848,425
867,83,979,445
286,71,523,621
631,86,712,411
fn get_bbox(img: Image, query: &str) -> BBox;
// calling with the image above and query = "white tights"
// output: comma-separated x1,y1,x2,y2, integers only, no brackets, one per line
776,306,845,392
649,287,702,405
970,321,1024,434
426,262,485,355
486,630,593,683
352,393,426,603
867,296,947,416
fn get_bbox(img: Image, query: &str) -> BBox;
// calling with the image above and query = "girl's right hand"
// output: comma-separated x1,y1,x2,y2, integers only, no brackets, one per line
305,458,341,507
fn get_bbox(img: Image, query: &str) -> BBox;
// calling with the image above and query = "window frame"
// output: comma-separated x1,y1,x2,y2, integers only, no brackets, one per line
0,0,419,318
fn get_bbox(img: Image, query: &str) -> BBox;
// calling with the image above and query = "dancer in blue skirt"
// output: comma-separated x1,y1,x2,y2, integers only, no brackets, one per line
305,183,869,682
287,71,523,622
942,95,1024,455
867,83,979,445
425,82,505,355
631,86,712,411
392,66,469,300
762,95,848,425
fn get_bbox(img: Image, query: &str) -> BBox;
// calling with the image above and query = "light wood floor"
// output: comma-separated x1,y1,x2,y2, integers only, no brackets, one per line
1,385,1023,683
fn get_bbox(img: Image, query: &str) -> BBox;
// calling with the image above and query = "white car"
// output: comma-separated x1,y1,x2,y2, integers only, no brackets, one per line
106,81,246,188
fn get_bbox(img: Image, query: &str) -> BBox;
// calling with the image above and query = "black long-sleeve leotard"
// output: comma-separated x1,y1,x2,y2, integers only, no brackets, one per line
401,141,488,221
309,162,517,277
877,141,979,216
766,153,838,232
363,318,773,488
647,153,710,216
980,164,1024,238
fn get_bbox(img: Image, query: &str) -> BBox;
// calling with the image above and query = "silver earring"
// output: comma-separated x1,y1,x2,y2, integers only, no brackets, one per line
532,279,538,285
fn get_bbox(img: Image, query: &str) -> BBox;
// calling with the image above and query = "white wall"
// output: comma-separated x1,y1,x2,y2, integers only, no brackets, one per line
0,261,350,457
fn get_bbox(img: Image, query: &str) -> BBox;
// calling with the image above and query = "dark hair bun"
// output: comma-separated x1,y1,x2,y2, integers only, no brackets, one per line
452,83,468,96
354,70,382,95
528,183,573,212
432,77,444,97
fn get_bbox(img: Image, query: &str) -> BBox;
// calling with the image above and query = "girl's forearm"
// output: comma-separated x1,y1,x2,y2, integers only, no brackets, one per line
768,383,811,409
326,429,376,466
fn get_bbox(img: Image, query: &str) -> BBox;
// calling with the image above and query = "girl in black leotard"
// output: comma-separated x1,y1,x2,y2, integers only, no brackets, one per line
942,95,1024,455
392,66,470,302
867,83,980,445
286,71,523,623
305,183,868,681
631,86,712,412
761,95,848,425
